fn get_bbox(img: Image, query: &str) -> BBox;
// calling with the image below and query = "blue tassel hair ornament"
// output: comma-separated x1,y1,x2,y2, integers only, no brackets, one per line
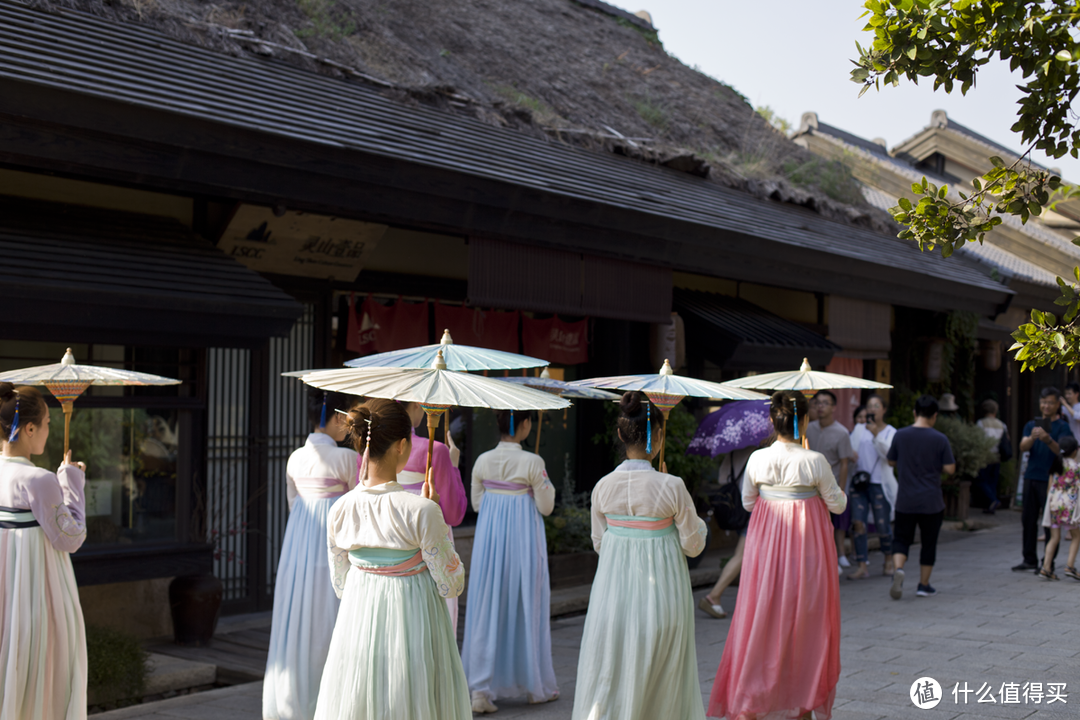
793,396,800,440
646,402,652,454
509,411,515,437
319,394,328,429
7,395,19,444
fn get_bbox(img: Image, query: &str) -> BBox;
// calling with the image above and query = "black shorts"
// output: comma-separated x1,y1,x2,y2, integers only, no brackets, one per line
892,510,944,566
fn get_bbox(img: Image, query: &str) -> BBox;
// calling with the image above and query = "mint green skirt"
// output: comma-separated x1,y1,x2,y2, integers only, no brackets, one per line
313,550,470,720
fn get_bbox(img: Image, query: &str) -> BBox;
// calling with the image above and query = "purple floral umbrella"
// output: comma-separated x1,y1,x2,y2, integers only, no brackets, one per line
687,400,773,457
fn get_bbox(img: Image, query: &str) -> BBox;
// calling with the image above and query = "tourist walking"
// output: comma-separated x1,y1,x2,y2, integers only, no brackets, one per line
975,399,1009,514
698,446,753,619
848,394,897,579
572,392,707,720
1013,387,1073,572
0,384,88,720
463,410,558,714
399,402,467,632
315,399,469,720
708,391,846,720
263,390,357,720
885,395,956,600
807,390,854,575
1039,436,1080,581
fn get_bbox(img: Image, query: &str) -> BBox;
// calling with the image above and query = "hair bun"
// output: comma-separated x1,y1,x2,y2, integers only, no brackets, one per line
770,391,795,416
620,391,644,416
0,382,14,403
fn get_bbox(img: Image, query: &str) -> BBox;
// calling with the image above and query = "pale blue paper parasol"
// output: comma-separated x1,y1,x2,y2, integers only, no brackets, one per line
570,360,767,466
497,367,620,453
344,329,547,372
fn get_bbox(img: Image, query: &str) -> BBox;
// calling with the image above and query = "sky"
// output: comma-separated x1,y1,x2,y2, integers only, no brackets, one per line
606,0,1080,180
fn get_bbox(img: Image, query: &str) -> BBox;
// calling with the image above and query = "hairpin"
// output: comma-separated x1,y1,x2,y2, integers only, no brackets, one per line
319,393,328,429
356,417,374,482
793,397,800,440
7,394,20,444
646,402,652,454
509,411,515,436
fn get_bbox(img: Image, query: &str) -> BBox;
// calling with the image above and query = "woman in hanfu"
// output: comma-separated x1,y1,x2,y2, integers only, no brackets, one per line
572,391,708,720
263,390,357,720
0,383,88,720
709,391,847,720
463,409,559,714
398,402,467,632
314,399,470,720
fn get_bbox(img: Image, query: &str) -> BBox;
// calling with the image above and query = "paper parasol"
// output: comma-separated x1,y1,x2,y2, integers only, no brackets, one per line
497,367,620,453
0,348,182,454
718,358,893,393
344,329,548,372
301,351,569,492
570,360,767,467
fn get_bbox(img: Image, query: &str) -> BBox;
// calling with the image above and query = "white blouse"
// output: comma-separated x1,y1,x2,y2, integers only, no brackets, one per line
325,481,464,600
285,433,358,511
471,441,555,516
589,459,707,557
0,456,86,554
743,441,847,514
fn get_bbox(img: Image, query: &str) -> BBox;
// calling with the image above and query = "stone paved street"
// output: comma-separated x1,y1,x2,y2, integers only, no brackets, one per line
96,510,1080,720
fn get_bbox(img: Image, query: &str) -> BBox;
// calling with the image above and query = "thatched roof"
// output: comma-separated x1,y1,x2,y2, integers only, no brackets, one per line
33,0,892,232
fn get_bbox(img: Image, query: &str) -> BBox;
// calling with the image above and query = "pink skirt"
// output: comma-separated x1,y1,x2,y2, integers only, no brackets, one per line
708,494,841,720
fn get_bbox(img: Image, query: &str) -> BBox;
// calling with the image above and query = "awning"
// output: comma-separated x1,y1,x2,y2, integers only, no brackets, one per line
0,199,303,347
674,289,839,371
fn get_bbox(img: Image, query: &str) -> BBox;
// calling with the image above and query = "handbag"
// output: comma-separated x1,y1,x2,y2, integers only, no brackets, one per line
712,481,750,531
850,470,872,494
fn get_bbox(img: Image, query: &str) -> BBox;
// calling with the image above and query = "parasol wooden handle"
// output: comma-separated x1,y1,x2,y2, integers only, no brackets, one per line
425,410,441,494
62,402,74,457
534,410,544,454
658,409,671,469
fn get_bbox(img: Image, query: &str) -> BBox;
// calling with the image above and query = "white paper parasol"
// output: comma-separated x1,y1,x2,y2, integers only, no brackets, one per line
498,367,620,453
719,358,893,392
0,348,182,454
301,351,569,491
570,360,767,466
344,329,548,372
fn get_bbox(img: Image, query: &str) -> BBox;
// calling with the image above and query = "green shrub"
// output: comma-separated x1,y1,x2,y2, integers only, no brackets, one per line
86,625,148,700
935,416,996,480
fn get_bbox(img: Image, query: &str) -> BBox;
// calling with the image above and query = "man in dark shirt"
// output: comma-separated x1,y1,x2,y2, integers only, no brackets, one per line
1013,387,1074,571
886,395,956,600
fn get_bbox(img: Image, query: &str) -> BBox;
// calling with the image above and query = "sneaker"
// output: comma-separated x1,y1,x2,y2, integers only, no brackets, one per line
471,692,498,714
890,568,904,600
698,596,727,619
1012,562,1039,571
837,565,843,575
527,691,559,704
838,555,851,568
916,584,937,597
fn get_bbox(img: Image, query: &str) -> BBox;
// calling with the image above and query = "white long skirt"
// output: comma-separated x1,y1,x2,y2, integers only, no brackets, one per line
0,526,87,720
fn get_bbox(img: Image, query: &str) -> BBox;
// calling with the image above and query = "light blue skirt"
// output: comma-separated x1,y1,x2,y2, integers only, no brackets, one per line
462,492,558,702
313,551,471,720
263,496,341,720
572,518,705,720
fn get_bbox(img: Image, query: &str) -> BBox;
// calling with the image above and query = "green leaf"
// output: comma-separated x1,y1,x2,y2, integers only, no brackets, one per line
1057,50,1072,62
990,156,1005,168
898,197,912,211
1054,333,1066,349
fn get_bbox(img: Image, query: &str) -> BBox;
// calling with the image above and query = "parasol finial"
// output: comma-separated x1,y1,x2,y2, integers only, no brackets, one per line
659,359,674,376
540,366,551,379
440,329,454,345
61,348,75,366
433,349,448,371
799,358,811,372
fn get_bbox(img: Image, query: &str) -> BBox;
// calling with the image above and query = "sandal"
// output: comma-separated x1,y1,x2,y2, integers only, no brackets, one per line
1066,566,1080,581
1037,568,1059,581
847,569,870,580
698,597,727,618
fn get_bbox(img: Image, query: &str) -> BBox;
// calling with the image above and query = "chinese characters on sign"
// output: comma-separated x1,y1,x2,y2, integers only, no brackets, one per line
218,205,386,281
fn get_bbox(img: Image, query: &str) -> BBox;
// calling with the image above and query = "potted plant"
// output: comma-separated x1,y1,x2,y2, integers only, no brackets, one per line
934,416,996,521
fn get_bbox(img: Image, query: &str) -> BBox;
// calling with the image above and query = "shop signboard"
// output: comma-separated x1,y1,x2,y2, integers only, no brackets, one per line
218,205,386,281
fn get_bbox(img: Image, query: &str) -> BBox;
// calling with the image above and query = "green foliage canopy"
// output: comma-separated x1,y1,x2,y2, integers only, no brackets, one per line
851,0,1080,371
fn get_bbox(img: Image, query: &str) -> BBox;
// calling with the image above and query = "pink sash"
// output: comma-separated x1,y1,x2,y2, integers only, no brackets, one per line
482,479,534,496
354,551,427,577
606,516,674,530
294,477,349,499
400,482,425,493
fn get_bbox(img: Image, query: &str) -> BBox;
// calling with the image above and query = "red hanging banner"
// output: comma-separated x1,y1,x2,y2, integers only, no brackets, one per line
434,303,520,353
522,315,589,365
347,294,430,354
